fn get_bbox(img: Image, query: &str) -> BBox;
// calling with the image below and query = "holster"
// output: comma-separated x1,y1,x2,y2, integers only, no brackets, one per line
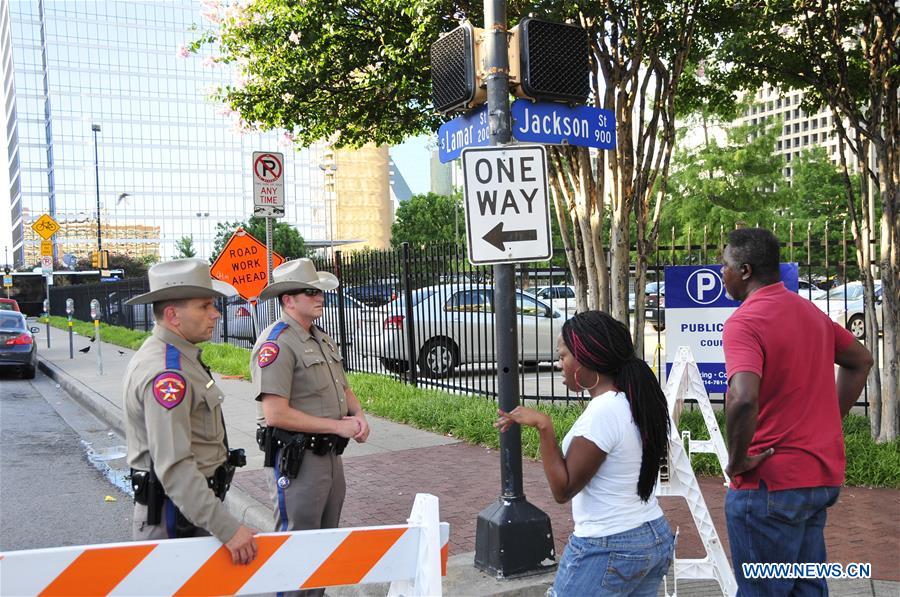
130,466,165,526
257,425,276,468
272,428,307,479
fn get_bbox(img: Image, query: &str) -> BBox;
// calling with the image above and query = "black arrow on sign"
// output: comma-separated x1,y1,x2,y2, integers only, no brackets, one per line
483,222,538,251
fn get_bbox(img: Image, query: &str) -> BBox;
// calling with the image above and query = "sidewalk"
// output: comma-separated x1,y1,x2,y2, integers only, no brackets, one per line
34,323,900,596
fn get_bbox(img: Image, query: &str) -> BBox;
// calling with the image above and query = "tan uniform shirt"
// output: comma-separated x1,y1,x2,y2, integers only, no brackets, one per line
250,314,349,421
123,325,240,542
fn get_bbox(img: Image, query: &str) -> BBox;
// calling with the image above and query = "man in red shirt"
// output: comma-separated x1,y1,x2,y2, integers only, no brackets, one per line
721,228,872,596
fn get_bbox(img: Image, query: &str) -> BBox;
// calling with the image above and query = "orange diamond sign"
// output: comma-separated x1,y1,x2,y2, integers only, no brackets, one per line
210,227,285,302
32,214,61,240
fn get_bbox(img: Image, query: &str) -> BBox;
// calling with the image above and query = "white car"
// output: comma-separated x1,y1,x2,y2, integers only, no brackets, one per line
811,280,883,339
366,284,569,378
525,285,577,313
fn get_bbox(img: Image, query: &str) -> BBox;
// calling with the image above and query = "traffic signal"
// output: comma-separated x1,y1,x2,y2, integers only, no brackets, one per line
430,22,486,113
430,18,591,114
91,250,109,269
510,18,590,104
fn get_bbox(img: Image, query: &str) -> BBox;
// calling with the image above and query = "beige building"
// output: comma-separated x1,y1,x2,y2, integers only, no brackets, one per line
22,217,160,266
734,85,847,179
321,144,393,253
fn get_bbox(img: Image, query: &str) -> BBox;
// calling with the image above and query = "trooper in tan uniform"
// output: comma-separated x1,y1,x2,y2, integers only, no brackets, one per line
251,259,369,580
123,258,257,565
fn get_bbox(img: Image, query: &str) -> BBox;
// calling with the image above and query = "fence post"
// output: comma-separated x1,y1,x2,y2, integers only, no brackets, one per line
401,243,418,386
334,250,350,368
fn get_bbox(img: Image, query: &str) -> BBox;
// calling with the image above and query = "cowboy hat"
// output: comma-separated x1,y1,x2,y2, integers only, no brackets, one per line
125,258,237,305
258,258,338,301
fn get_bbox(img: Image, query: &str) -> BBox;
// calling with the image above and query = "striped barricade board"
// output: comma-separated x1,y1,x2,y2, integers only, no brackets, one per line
1,495,449,596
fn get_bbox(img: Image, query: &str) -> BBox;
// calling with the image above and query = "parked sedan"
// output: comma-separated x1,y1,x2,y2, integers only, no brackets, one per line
644,282,666,331
812,280,883,339
0,298,21,312
368,284,568,378
526,285,577,313
0,311,39,378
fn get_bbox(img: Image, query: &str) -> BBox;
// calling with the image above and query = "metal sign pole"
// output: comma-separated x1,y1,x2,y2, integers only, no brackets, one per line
265,216,275,322
66,299,74,359
43,290,50,349
90,299,103,376
473,0,555,578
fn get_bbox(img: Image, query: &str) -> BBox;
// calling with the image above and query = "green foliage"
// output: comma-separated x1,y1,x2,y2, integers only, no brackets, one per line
74,253,156,278
197,342,252,378
46,316,151,350
174,236,197,259
390,192,464,249
211,217,307,263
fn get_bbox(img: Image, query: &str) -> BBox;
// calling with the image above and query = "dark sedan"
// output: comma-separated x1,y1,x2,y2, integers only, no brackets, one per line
0,312,39,379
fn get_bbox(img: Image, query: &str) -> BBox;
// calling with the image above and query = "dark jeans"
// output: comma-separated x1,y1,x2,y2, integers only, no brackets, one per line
726,480,840,596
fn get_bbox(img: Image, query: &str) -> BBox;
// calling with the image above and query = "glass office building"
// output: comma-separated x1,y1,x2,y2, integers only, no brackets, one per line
3,0,334,267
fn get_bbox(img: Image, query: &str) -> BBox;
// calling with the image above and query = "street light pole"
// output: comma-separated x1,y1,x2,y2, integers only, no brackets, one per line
92,124,102,259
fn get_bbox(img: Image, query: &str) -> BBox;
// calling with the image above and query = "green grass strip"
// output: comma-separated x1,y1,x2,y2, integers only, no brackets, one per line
43,318,899,487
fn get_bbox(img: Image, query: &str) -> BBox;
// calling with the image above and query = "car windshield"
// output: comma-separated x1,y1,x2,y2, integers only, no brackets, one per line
826,283,864,301
0,302,16,311
646,282,665,294
0,313,25,330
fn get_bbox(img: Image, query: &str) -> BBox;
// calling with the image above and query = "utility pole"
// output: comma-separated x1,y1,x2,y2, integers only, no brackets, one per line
473,0,556,579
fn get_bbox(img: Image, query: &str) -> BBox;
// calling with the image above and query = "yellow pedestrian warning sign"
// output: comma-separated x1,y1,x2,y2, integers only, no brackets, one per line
32,214,60,240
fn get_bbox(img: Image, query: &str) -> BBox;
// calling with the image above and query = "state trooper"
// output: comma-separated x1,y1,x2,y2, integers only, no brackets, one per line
123,258,257,565
251,259,369,591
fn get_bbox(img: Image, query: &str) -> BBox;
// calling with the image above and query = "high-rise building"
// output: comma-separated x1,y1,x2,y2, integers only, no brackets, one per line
734,85,848,180
2,0,392,268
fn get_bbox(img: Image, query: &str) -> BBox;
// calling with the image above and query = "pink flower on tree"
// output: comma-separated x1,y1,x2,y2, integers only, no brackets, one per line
176,44,191,58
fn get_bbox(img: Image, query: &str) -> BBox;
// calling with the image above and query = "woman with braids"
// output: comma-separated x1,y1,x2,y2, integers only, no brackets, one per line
496,311,674,596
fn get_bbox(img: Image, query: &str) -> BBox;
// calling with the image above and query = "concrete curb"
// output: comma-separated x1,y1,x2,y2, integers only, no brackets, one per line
37,356,275,532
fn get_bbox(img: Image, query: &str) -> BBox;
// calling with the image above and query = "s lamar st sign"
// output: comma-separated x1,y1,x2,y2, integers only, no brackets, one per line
664,263,799,394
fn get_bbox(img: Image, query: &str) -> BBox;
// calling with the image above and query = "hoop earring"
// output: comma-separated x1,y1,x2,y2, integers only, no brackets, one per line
574,367,600,391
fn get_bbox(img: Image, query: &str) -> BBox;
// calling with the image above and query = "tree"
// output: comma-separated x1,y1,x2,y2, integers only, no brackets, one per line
715,0,898,440
174,236,197,259
210,217,307,263
390,192,463,249
74,253,156,278
193,0,730,356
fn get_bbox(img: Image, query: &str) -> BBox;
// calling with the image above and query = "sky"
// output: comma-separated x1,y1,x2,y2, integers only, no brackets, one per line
389,134,433,196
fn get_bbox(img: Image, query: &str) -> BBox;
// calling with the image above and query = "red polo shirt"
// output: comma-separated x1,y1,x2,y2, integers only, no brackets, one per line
723,282,856,490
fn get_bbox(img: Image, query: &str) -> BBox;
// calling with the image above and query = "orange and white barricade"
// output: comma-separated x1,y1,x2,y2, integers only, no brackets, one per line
1,493,449,596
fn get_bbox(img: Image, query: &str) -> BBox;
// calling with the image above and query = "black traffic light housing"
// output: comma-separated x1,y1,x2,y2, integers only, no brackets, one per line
510,18,590,104
430,22,487,113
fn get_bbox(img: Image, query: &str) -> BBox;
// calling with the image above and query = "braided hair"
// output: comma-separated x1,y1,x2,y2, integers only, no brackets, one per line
562,311,670,502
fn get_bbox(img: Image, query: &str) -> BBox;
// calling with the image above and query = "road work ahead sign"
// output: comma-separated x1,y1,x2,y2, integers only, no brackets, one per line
253,151,285,218
461,145,551,265
210,227,285,302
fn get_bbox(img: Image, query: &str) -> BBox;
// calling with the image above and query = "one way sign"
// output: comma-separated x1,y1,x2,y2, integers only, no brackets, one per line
461,145,552,265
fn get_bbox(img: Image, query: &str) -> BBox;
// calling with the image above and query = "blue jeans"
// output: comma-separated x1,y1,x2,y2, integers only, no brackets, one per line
549,516,674,596
726,480,840,596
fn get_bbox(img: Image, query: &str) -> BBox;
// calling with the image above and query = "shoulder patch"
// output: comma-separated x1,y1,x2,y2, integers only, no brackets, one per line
257,342,280,368
153,372,187,409
267,322,289,341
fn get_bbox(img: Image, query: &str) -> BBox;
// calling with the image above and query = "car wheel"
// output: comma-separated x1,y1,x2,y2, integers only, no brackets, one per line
22,365,36,379
380,358,409,374
418,338,458,379
847,314,866,339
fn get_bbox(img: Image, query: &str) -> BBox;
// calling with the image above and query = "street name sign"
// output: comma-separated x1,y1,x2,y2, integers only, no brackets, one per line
438,104,490,163
32,214,60,240
3,275,12,288
210,227,285,302
511,99,615,150
664,263,799,394
252,151,285,218
461,145,551,265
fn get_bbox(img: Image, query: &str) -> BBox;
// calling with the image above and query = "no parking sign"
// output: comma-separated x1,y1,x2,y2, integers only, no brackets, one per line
664,264,799,394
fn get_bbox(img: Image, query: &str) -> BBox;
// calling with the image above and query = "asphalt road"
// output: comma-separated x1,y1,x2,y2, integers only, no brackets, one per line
0,371,132,551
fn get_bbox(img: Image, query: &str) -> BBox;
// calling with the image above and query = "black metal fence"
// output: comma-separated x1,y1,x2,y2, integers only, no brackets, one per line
50,223,877,410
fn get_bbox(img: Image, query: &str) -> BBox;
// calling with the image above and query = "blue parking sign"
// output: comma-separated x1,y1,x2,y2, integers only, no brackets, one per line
664,263,799,394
